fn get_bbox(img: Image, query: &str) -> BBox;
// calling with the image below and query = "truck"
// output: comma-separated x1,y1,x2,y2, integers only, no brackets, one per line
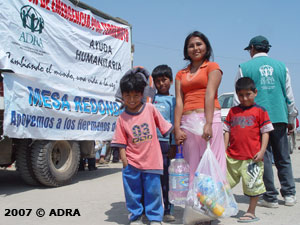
0,0,132,187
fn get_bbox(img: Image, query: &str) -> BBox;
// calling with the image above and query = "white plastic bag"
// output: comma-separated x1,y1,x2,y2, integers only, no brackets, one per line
184,142,238,224
180,112,205,136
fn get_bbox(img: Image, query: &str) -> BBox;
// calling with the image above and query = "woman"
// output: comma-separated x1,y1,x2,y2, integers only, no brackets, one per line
174,31,226,183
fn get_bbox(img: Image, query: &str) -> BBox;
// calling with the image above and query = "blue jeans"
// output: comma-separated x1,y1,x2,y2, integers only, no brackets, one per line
263,123,296,202
122,165,163,222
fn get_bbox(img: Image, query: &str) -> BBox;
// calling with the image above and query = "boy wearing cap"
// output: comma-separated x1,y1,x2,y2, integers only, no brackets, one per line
234,35,298,207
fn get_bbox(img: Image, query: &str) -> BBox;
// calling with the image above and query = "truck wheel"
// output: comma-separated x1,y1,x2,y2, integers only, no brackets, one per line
15,139,40,186
31,140,80,187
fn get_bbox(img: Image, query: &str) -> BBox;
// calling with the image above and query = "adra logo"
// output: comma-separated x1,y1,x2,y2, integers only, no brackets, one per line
19,5,44,48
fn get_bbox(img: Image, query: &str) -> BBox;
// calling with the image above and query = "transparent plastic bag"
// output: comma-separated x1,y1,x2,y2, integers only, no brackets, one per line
180,112,205,136
184,142,238,224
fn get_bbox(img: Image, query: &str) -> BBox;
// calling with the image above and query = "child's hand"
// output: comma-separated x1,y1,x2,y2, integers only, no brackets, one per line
122,160,128,168
253,151,264,162
119,148,128,168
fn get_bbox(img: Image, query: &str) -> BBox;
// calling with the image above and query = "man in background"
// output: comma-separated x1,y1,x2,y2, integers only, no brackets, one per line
235,35,298,207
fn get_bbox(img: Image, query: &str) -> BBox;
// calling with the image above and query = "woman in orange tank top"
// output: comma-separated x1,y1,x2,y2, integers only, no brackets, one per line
174,31,226,195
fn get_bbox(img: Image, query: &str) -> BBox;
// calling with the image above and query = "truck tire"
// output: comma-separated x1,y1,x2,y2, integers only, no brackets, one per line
15,139,40,186
31,140,80,187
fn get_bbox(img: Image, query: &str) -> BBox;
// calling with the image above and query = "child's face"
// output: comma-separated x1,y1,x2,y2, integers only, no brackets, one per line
154,75,172,95
122,91,143,112
237,89,257,107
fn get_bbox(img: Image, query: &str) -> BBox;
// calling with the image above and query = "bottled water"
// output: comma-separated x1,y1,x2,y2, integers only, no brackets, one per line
168,145,190,205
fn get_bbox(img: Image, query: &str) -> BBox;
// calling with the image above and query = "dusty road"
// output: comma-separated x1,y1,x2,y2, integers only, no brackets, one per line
0,134,299,225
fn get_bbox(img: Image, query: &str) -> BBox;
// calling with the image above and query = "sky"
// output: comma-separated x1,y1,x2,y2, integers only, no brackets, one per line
81,0,300,112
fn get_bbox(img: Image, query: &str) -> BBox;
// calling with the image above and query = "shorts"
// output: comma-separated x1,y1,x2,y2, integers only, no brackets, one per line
226,156,266,197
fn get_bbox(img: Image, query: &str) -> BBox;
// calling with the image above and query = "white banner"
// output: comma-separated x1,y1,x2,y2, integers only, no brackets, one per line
0,0,131,140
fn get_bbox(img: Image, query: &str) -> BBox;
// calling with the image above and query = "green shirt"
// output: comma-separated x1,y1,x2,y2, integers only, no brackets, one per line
240,55,288,123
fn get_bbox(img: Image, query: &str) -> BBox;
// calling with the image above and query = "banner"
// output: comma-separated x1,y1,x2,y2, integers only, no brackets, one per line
0,0,131,140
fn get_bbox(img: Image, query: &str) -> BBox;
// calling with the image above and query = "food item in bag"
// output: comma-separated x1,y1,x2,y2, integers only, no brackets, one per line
185,143,238,219
196,174,216,197
197,192,224,217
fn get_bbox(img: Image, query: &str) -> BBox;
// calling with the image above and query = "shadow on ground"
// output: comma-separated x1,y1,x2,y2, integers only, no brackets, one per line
103,202,242,225
104,203,186,225
0,169,38,196
0,165,122,196
73,166,122,183
233,194,249,204
104,201,129,225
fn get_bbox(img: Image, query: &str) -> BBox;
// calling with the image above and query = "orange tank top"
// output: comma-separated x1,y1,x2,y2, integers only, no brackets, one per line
175,61,222,112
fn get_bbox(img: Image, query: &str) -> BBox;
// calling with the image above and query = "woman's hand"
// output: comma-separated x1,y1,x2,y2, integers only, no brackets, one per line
175,128,187,145
202,122,213,141
203,68,222,142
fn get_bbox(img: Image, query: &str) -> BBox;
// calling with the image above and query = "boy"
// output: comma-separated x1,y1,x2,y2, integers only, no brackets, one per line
223,77,274,223
111,69,173,225
115,66,156,104
152,65,176,222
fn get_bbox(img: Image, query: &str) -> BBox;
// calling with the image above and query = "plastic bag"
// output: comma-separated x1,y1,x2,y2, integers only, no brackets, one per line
180,112,205,136
183,142,238,224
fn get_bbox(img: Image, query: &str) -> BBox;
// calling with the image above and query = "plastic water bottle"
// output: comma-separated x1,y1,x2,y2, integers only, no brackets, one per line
168,145,190,205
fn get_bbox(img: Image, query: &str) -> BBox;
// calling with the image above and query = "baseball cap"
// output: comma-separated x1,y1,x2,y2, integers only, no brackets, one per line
244,35,272,50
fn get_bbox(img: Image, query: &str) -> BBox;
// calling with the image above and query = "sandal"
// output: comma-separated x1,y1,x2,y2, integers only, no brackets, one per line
237,213,260,223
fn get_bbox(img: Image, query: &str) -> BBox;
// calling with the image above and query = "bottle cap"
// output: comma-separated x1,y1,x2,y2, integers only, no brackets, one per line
175,145,184,159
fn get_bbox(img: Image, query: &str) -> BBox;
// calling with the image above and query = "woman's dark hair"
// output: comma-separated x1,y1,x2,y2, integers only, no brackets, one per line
120,72,147,94
151,64,173,82
183,31,213,62
235,77,256,93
